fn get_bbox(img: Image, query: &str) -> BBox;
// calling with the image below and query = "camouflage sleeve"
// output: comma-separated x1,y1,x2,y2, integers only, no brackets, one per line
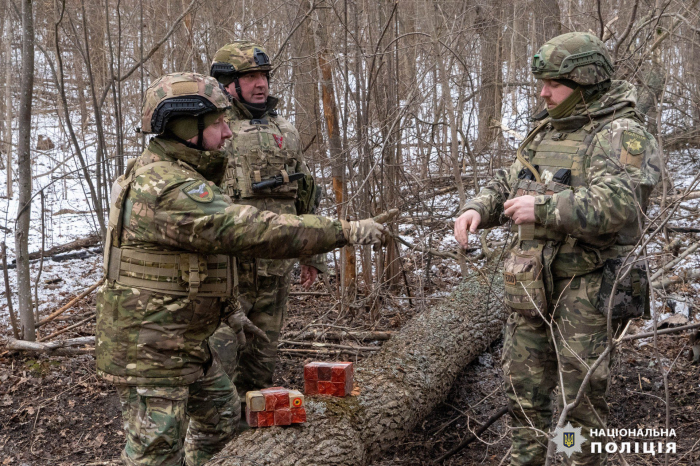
459,159,523,229
533,119,660,238
152,179,347,259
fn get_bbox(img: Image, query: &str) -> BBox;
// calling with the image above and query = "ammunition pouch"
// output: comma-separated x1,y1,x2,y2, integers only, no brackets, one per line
295,172,319,215
107,247,232,300
503,245,548,319
597,256,648,320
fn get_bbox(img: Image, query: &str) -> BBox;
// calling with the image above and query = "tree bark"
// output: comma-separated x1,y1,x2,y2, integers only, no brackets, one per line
15,0,35,341
475,0,504,155
313,4,356,291
531,0,561,45
210,272,506,466
3,15,12,196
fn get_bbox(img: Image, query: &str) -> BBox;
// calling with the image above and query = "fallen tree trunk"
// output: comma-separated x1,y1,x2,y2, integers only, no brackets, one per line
1,235,102,270
28,234,101,260
210,272,506,466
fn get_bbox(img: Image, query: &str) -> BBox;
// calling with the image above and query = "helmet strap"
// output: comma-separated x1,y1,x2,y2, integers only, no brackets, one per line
233,77,248,105
196,115,206,150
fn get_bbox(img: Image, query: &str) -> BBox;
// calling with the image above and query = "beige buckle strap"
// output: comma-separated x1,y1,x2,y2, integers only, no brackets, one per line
518,224,535,241
280,169,290,183
253,170,262,183
182,254,201,300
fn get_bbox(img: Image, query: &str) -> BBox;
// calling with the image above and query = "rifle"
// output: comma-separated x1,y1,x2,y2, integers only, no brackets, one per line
252,172,305,192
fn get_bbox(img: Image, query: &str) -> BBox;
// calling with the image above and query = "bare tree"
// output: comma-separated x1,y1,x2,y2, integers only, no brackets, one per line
15,0,35,340
2,14,12,197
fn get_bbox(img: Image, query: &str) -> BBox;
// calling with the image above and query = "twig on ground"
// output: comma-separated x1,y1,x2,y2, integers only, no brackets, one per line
284,329,394,341
652,270,700,290
433,406,510,463
7,336,95,355
38,313,95,342
36,278,104,328
278,348,371,356
622,321,700,341
278,339,381,352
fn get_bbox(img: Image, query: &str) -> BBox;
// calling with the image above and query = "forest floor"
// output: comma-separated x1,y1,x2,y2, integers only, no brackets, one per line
1,257,699,466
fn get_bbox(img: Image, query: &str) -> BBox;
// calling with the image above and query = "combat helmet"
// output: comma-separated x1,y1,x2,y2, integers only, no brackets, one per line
531,32,614,86
211,40,271,104
141,72,230,149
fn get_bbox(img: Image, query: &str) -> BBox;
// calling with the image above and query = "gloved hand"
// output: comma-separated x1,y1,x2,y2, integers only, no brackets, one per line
226,307,270,347
341,209,399,246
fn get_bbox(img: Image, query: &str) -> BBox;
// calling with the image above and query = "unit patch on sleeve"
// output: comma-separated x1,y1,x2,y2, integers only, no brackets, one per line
273,134,284,149
182,181,215,203
619,130,646,168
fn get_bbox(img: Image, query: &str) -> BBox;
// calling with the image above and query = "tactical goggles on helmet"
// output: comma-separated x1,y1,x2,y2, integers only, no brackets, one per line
150,95,221,134
211,62,236,79
532,50,614,76
210,47,271,79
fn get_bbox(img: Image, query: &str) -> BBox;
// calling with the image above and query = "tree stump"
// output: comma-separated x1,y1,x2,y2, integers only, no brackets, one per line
210,271,506,466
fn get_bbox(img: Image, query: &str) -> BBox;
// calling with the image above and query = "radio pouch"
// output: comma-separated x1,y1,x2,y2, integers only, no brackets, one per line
597,256,648,320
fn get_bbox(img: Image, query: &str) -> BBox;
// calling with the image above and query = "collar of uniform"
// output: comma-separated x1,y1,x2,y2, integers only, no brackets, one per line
550,80,638,131
230,95,280,119
149,137,227,184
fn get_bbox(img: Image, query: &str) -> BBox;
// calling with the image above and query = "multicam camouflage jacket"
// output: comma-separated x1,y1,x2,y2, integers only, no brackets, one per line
96,137,346,386
462,80,661,277
223,97,326,275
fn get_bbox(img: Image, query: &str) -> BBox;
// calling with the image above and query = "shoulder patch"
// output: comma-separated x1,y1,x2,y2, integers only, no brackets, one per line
621,131,646,155
182,181,215,203
619,130,646,168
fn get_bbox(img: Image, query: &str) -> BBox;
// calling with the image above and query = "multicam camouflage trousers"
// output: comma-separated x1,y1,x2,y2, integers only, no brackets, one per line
209,260,291,400
502,271,621,466
115,358,239,466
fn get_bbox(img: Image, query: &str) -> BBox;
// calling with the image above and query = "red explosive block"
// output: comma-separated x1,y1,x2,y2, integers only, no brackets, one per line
291,407,307,424
246,387,306,427
304,362,354,397
304,379,319,395
304,364,318,381
260,386,290,411
246,406,274,427
317,365,332,381
274,408,292,426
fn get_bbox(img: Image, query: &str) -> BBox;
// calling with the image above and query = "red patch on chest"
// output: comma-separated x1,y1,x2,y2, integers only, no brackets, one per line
273,134,284,148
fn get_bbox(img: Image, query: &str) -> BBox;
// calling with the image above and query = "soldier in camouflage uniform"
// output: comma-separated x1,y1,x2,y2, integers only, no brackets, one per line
96,72,389,466
207,41,326,408
454,33,660,465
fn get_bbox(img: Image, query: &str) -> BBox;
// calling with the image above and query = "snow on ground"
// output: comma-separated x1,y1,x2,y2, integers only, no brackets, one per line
0,114,102,329
0,254,103,329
